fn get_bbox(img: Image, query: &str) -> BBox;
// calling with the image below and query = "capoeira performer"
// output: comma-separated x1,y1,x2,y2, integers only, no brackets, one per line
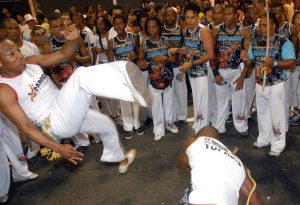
162,7,187,123
178,126,264,205
0,25,151,172
246,14,296,156
1,17,41,160
290,11,300,126
169,2,214,134
211,4,251,136
271,3,299,132
138,16,178,141
108,14,144,139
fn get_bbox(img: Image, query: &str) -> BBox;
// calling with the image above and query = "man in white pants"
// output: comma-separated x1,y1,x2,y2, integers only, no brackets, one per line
0,25,150,170
162,7,187,123
246,14,296,156
169,3,214,134
211,4,251,135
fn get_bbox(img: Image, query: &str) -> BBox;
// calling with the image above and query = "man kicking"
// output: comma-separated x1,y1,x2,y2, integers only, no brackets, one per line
0,24,151,172
178,126,264,205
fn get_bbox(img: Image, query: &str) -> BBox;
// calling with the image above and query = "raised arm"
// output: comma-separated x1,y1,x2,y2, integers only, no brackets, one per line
25,24,79,68
0,84,83,164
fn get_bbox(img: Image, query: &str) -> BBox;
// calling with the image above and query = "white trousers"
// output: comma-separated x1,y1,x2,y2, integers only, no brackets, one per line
46,61,148,162
245,69,256,117
150,85,174,136
213,66,248,133
207,65,217,124
285,71,292,131
120,101,141,131
291,68,300,107
256,82,286,153
189,76,209,134
98,97,120,117
0,137,9,198
1,116,34,181
173,67,187,121
139,71,152,121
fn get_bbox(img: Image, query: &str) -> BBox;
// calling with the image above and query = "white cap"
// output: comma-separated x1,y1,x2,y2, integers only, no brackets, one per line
24,14,35,22
54,9,61,14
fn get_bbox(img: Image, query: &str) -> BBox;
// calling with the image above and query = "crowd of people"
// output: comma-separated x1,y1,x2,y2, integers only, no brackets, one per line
0,0,299,204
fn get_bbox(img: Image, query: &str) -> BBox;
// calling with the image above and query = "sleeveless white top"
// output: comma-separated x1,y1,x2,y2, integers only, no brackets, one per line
0,64,59,127
186,137,246,205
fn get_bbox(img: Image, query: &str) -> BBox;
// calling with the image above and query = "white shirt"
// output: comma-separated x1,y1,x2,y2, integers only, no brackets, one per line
186,137,246,205
20,40,40,57
95,34,108,63
0,64,59,127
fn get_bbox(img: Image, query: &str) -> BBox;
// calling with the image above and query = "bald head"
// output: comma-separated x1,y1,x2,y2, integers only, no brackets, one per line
195,125,220,140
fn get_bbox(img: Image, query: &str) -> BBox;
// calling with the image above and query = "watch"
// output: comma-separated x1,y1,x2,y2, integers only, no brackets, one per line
273,60,278,67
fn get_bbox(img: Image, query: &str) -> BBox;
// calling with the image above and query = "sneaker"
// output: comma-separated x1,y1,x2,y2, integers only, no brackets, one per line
124,131,133,140
118,149,137,174
136,126,144,135
0,194,8,204
14,173,39,182
253,141,268,148
290,113,300,126
154,134,163,141
125,61,152,107
166,123,179,133
239,130,249,136
269,150,282,157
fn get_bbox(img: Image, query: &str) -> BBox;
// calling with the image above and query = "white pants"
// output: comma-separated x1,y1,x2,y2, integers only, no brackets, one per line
207,65,217,123
245,69,255,117
150,85,174,136
120,101,141,131
189,76,209,134
173,67,187,121
1,116,34,181
213,66,248,133
256,82,286,153
98,97,120,117
0,137,9,198
46,61,148,162
285,71,292,131
139,71,152,121
291,68,300,107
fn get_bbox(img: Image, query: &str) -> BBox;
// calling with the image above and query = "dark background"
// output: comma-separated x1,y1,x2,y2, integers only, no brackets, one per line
0,0,183,17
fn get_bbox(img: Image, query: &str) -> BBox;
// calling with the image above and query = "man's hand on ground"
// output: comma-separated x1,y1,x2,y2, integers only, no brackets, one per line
58,144,84,165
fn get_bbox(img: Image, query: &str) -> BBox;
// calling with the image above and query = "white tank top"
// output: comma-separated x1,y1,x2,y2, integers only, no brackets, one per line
186,137,246,205
0,64,59,127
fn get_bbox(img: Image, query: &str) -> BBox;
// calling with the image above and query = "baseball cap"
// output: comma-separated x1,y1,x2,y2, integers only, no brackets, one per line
24,14,35,22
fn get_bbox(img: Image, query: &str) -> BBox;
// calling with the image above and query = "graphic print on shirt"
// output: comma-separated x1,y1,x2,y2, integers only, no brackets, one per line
183,26,207,77
145,36,173,89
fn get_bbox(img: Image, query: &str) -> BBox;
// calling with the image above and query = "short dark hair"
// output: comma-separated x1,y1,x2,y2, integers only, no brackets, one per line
48,13,61,23
113,14,127,25
0,18,17,29
145,16,163,37
271,3,284,11
261,12,279,31
224,4,237,13
184,2,201,15
110,5,123,16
